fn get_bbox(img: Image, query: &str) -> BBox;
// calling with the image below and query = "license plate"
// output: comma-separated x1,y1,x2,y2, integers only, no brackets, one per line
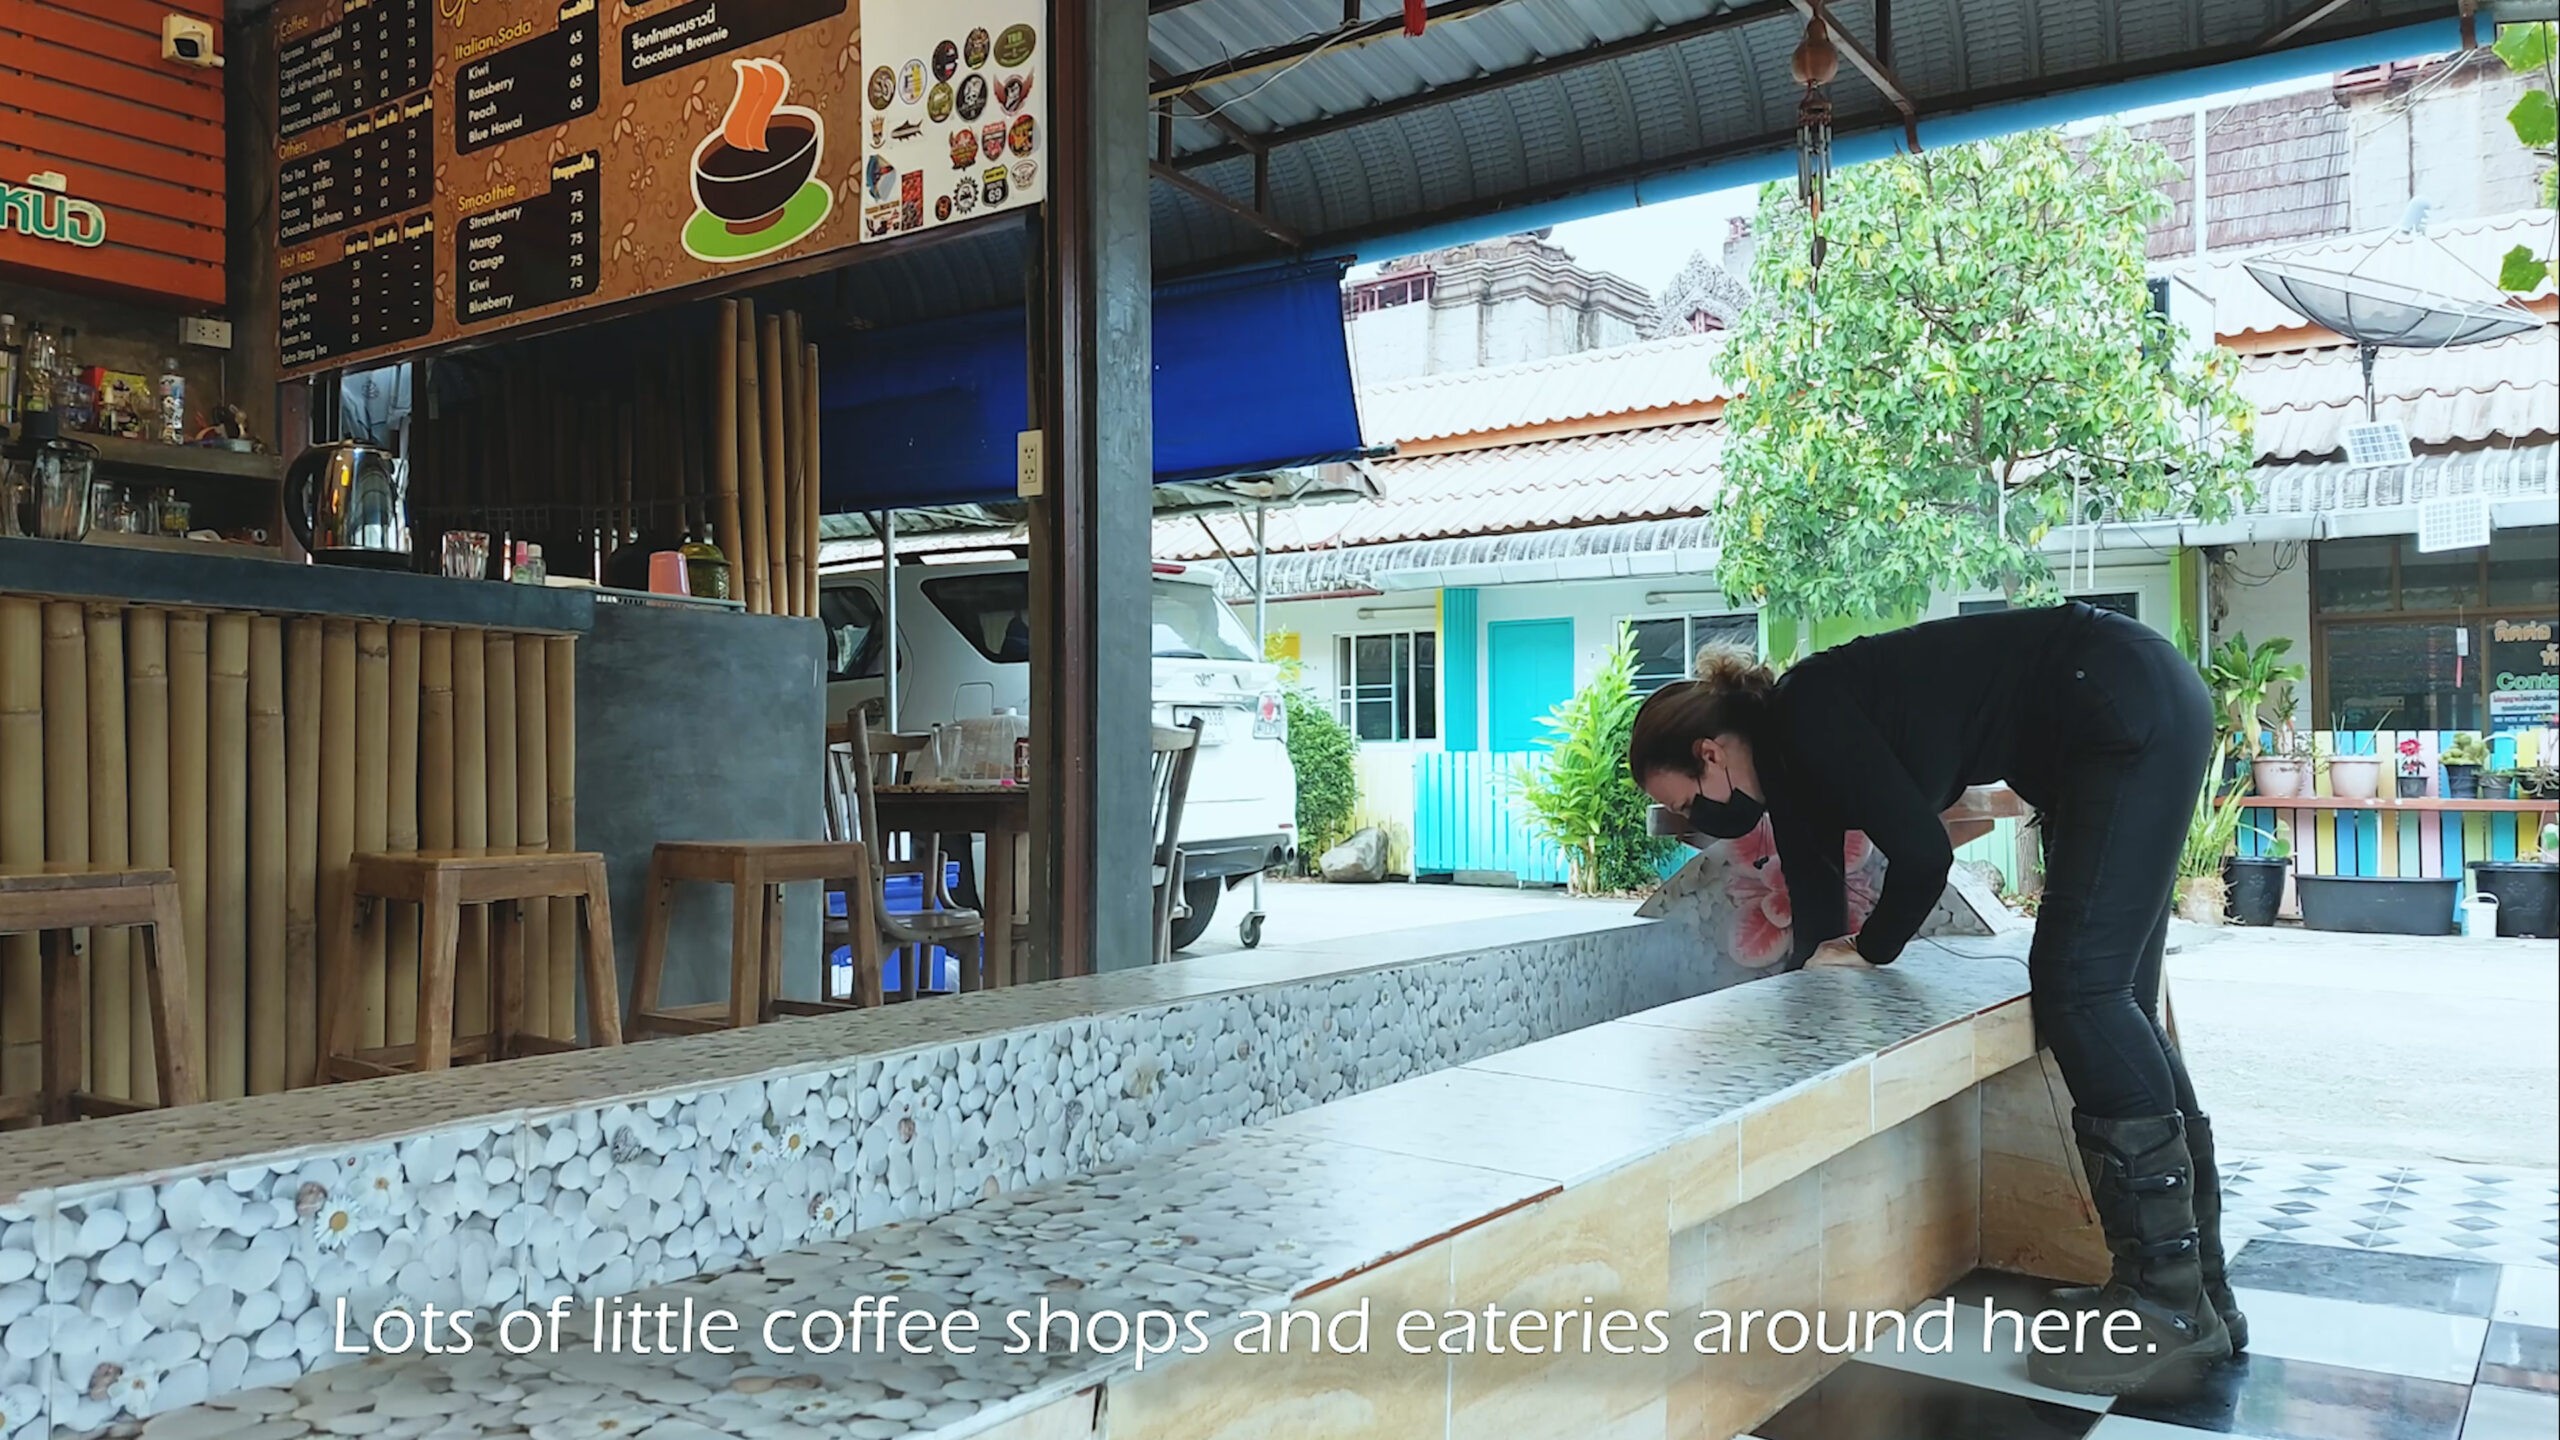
1173,707,1229,744
1253,691,1285,740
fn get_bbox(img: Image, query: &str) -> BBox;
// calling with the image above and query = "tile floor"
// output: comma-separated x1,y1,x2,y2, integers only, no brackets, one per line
1747,1178,2560,1440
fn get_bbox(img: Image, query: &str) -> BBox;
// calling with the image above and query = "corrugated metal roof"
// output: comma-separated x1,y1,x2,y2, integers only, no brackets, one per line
1195,516,1722,600
2246,439,2558,515
1361,330,1731,444
2242,325,2560,460
2168,210,2558,340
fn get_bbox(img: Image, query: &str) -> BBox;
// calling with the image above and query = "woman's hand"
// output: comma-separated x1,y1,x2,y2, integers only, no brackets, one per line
1805,938,1873,969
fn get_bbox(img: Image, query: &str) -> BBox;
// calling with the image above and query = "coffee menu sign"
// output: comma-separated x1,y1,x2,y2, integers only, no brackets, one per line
277,0,1001,378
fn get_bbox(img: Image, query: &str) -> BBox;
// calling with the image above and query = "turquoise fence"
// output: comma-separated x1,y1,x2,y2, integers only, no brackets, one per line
1411,751,1574,885
2235,729,2556,917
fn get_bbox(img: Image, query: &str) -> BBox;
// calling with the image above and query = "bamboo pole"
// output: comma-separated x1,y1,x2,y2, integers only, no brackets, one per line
125,610,169,1106
207,613,250,1100
512,637,551,1039
354,623,390,1051
451,631,490,1038
317,621,356,1079
387,625,422,1051
0,599,42,1110
736,299,769,614
421,630,456,854
761,314,790,616
85,605,131,1100
485,635,526,1034
544,637,578,1038
780,309,806,617
248,617,287,1096
169,611,210,1084
804,342,823,620
40,605,89,1091
283,619,321,1089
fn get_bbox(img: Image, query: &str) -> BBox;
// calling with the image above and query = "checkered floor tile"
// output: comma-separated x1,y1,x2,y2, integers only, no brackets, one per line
2223,1153,2560,1269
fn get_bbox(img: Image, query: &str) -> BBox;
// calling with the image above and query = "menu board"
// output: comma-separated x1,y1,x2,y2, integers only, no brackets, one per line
278,0,1030,378
853,0,1046,241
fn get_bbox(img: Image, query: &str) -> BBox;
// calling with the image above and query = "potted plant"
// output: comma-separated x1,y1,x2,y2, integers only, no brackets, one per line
2223,818,2291,927
2442,733,2491,799
2251,683,2316,798
2395,737,2430,799
2178,739,2253,924
2501,764,2560,801
2207,636,2306,792
2468,840,2559,938
2326,709,2391,800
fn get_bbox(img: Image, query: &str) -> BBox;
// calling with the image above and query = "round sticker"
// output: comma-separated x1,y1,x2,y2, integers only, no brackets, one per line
935,194,953,222
997,71,1034,116
867,66,896,111
983,174,1009,207
965,28,991,69
953,176,978,214
1011,158,1037,191
980,120,1008,161
994,23,1036,67
1008,114,1036,156
899,60,926,105
949,127,978,169
933,40,959,82
927,82,953,122
956,73,988,122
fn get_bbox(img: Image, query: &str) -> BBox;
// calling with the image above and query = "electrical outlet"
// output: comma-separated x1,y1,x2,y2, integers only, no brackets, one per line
180,316,232,349
1016,429,1045,499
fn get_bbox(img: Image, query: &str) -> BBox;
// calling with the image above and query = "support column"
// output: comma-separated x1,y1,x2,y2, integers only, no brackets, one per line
1028,0,1155,978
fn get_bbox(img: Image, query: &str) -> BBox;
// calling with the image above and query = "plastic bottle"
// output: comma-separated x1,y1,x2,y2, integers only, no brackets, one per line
157,357,186,445
18,323,53,418
51,326,87,430
0,314,20,427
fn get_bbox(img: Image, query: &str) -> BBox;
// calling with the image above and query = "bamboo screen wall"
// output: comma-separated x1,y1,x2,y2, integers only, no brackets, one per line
0,597,579,1109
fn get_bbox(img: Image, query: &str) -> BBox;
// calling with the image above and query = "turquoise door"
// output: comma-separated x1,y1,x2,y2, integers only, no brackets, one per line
1486,619,1575,753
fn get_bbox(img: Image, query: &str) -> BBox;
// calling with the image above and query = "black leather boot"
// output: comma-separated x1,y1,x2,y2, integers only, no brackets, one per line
2053,1111,2247,1352
2027,1112,2232,1396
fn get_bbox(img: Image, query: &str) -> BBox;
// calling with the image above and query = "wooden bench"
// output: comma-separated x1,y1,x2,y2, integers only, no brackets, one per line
0,867,199,1123
324,850,622,1078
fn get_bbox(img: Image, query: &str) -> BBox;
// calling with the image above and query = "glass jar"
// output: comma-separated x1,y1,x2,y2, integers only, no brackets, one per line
95,481,146,534
2,415,99,541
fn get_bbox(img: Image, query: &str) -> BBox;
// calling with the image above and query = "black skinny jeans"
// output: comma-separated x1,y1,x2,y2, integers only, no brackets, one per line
2027,622,2214,1120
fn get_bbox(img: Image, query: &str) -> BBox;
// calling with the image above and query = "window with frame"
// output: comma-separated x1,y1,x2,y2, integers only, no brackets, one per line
1628,613,1760,693
1334,632,1438,742
819,585,886,682
2311,529,2558,733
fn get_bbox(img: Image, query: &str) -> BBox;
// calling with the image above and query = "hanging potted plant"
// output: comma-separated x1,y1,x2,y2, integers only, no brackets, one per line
2396,736,2430,799
2326,709,2391,801
2251,683,2316,798
2178,739,2254,924
2207,636,2306,795
2223,818,2291,927
2442,733,2491,799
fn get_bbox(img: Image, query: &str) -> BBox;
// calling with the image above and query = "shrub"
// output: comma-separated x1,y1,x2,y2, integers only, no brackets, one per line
1514,626,1678,894
1270,636,1358,863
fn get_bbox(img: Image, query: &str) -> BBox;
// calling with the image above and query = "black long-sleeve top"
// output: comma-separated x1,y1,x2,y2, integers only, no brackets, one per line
1754,603,2107,967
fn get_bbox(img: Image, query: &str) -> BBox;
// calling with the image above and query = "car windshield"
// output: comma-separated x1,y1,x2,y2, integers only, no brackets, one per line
920,571,1257,664
1150,578,1256,661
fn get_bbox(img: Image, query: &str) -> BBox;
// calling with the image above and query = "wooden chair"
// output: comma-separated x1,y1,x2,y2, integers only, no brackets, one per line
627,839,876,1035
826,712,986,1000
325,850,622,1078
0,867,199,1123
1150,719,1205,964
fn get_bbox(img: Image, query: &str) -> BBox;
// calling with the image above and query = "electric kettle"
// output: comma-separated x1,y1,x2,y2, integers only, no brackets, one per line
286,438,410,567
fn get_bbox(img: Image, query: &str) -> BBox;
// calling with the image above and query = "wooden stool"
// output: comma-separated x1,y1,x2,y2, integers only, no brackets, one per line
324,850,623,1078
0,867,200,1123
629,840,876,1035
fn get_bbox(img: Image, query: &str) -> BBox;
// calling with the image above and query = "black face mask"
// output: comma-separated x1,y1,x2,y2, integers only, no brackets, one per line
1684,787,1766,840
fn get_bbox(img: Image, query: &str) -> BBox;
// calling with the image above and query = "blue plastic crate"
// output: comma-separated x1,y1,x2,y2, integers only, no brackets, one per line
829,861,967,994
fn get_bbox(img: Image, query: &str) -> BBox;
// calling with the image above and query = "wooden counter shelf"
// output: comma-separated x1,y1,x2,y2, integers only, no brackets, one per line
82,434,285,486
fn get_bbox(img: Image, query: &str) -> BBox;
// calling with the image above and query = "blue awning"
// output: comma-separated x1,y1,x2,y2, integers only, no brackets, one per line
818,258,1363,512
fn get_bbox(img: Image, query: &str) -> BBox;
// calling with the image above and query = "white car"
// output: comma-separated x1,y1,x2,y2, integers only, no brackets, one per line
819,559,1296,950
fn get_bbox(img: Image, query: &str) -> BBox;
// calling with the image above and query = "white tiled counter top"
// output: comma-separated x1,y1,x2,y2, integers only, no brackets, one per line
36,939,2042,1440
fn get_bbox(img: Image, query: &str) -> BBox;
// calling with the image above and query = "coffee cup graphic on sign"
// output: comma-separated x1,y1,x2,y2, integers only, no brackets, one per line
684,58,834,263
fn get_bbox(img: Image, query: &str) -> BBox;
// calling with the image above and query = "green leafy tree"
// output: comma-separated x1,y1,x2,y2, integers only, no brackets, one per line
1716,128,2256,634
2494,21,2558,291
1513,626,1677,894
1268,634,1358,863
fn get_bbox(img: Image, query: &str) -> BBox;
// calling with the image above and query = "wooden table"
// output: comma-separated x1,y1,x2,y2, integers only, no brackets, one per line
873,783,1032,988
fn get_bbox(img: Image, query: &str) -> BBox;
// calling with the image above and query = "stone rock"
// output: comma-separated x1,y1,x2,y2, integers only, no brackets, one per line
1318,828,1389,884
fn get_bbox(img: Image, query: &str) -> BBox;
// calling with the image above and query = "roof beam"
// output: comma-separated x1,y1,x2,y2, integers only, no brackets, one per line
1787,0,1918,140
1173,0,1795,171
2255,0,2361,50
1149,58,1268,154
1150,0,1511,100
1149,161,1306,247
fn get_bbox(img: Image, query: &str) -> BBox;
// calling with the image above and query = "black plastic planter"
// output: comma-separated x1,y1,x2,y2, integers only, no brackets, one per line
2296,874,2460,936
2223,856,2289,926
2445,764,2482,799
2396,774,2430,799
2469,862,2560,939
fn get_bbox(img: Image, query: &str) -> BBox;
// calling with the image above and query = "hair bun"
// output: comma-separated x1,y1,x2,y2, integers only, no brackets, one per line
1691,640,1776,698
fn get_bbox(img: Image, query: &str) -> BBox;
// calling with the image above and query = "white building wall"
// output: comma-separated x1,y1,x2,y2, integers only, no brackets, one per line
1348,304,1435,386
2348,62,2548,230
2212,543,2317,732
